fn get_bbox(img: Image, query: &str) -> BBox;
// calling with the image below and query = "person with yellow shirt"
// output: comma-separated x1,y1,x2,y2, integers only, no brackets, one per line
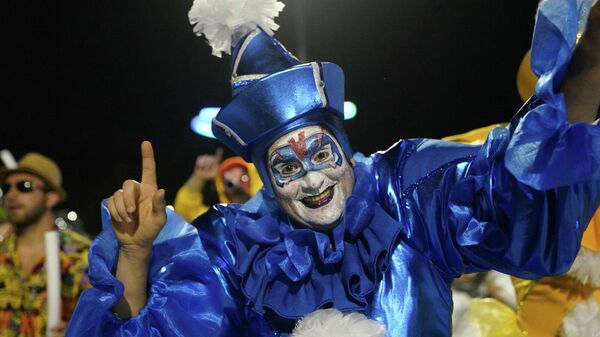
174,148,262,222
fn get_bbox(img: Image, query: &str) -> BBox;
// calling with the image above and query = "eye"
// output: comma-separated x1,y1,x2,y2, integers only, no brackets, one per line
276,162,302,177
312,149,331,163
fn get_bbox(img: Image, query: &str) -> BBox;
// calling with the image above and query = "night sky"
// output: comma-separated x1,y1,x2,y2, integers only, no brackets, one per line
3,0,539,236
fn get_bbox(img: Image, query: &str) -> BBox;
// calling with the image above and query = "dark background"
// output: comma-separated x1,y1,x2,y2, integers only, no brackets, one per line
3,0,538,237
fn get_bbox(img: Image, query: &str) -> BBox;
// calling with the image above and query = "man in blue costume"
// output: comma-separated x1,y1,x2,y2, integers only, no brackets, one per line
67,0,600,336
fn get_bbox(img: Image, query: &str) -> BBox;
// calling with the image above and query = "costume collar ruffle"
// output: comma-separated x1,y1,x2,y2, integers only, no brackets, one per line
221,155,404,319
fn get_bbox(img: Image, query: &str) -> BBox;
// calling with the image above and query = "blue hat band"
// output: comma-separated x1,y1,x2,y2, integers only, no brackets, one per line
212,62,345,161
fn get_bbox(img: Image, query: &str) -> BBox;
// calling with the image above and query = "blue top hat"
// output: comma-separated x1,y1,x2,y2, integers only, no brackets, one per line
212,28,352,193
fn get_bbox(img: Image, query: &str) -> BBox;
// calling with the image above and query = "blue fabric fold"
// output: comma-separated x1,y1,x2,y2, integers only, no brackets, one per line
66,201,235,336
220,156,404,319
505,0,600,190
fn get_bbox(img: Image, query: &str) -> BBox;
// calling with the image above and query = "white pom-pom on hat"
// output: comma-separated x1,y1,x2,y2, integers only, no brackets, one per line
292,309,387,337
188,0,285,57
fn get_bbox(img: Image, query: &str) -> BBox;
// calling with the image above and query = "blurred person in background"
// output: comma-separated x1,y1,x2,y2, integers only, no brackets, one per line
0,153,90,337
174,148,262,222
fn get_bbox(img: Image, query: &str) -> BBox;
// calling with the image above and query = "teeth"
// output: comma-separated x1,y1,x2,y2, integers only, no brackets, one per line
301,186,334,208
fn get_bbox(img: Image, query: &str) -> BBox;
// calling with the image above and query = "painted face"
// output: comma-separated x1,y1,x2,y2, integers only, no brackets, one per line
267,125,355,230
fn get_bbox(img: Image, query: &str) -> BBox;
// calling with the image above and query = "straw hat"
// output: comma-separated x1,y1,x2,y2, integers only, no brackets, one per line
0,152,67,202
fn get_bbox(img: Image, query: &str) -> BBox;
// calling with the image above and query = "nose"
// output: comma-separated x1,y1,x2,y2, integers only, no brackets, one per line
300,171,325,195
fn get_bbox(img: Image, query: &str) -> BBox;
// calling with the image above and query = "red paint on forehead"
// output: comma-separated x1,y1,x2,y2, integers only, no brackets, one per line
288,131,307,160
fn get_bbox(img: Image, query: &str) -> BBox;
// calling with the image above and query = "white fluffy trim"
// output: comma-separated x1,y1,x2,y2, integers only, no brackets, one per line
567,246,600,287
188,0,285,57
292,309,386,337
560,298,600,337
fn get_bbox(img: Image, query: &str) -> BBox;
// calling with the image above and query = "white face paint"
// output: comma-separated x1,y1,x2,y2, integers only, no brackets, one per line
267,125,355,230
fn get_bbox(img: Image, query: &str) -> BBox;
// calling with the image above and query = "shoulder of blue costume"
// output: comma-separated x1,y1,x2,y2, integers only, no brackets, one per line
190,188,281,263
365,138,482,192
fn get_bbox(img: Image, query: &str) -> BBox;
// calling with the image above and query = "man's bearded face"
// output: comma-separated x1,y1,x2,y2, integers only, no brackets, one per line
267,125,354,230
2,172,49,231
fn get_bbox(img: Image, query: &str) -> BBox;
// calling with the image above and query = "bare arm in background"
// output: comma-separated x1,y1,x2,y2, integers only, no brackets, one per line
563,4,600,123
182,148,223,193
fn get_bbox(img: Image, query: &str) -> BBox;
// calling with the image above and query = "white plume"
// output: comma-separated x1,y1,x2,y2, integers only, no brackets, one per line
292,309,386,337
188,0,285,57
560,298,600,337
567,247,600,287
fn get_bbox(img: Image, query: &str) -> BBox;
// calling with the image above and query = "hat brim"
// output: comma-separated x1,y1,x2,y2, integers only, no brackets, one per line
0,167,67,202
213,62,345,162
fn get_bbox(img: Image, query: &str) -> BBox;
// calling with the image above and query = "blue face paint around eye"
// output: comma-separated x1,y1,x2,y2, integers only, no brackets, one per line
270,132,343,188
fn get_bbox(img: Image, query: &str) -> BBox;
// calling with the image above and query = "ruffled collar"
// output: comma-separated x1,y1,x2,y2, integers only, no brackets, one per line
223,155,404,320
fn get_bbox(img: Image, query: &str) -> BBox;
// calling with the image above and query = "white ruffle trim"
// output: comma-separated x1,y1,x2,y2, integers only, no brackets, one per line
292,309,386,337
560,298,600,337
567,246,600,287
188,0,285,57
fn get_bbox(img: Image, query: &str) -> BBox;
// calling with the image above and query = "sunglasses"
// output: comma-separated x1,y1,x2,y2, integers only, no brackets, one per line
1,180,49,195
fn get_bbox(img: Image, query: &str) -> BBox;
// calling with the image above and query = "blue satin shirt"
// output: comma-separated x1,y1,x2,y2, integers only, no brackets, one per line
66,0,600,335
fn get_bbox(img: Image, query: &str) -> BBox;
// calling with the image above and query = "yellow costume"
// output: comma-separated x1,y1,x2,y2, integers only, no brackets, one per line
174,157,262,222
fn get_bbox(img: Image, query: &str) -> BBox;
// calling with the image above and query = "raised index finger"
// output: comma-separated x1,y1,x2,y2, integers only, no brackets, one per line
141,141,157,187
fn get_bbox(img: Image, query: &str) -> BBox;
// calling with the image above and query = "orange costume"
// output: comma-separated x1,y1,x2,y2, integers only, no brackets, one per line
174,157,263,222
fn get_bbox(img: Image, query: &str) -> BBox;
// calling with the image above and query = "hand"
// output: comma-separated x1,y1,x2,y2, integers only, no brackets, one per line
193,147,224,181
47,321,66,337
0,222,14,240
107,141,167,252
562,2,600,123
584,3,600,50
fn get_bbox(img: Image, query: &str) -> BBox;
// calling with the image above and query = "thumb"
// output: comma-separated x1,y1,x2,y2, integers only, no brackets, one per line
152,189,166,214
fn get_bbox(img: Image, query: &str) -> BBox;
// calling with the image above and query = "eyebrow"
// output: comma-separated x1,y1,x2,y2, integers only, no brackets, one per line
307,134,325,152
269,150,296,166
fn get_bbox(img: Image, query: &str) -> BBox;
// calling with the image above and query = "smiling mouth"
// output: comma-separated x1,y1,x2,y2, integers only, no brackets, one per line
301,186,335,209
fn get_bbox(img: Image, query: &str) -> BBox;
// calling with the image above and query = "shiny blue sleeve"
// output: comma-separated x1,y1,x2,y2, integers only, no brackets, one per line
65,201,244,336
389,0,600,279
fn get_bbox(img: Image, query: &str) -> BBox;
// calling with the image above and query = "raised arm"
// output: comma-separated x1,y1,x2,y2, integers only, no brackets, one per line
174,148,224,222
107,141,167,318
66,142,268,336
391,0,600,280
562,4,600,123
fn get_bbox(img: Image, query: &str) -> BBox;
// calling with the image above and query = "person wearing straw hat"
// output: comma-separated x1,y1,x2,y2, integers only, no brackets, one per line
0,153,90,337
68,0,600,336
